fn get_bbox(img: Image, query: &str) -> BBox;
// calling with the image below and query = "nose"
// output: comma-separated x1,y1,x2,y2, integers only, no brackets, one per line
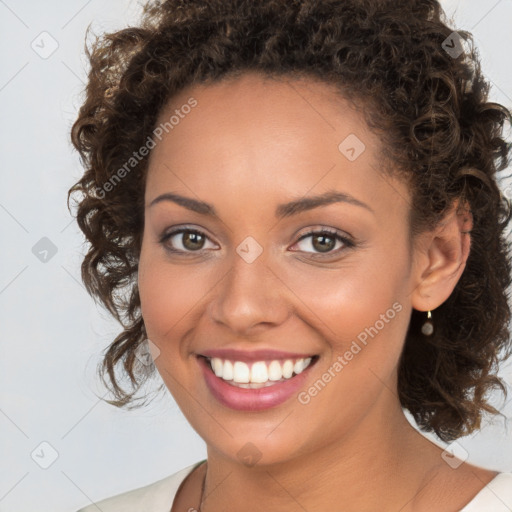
208,246,290,336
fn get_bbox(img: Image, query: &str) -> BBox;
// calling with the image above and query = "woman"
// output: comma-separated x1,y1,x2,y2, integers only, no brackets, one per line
69,0,512,510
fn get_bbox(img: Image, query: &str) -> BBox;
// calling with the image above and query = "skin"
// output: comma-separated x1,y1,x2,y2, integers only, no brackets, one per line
137,71,496,512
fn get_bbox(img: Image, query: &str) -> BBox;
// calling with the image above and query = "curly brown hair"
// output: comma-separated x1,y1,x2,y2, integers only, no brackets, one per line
68,0,512,442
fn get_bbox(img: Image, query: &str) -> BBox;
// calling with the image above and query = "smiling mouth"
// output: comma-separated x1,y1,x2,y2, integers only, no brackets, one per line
197,354,320,389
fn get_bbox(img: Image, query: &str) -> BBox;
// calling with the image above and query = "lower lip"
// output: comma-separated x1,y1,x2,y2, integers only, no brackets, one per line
197,356,317,411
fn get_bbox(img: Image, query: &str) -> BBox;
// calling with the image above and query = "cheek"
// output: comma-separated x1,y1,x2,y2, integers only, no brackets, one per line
137,253,205,403
138,247,209,343
283,258,405,337
280,255,410,385
289,269,409,426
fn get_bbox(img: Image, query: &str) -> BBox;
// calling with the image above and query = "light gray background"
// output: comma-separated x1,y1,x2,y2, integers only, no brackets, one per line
0,1,511,511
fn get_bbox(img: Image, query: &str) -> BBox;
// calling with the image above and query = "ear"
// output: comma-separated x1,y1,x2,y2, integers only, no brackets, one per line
410,198,473,312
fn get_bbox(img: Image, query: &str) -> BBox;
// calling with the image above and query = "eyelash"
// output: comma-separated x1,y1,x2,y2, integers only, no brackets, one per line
158,226,356,258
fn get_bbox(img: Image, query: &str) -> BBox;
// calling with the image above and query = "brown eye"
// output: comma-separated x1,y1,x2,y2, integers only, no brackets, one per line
311,233,336,253
180,231,205,251
292,229,355,257
159,228,216,253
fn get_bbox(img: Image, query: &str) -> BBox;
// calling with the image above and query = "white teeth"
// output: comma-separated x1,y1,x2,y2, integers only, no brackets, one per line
233,361,250,383
268,360,283,381
294,358,310,375
208,356,314,385
212,358,223,377
250,361,268,383
223,360,234,380
282,359,294,378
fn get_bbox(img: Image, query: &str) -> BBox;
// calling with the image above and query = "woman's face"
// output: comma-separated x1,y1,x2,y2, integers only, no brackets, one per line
138,72,419,466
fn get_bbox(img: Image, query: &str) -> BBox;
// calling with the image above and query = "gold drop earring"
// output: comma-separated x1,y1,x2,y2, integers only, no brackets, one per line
421,310,434,336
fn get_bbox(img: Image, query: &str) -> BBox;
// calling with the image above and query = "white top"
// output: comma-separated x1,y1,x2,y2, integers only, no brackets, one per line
75,461,512,511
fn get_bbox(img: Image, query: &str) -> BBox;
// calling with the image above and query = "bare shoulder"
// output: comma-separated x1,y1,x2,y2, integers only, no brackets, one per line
413,460,499,511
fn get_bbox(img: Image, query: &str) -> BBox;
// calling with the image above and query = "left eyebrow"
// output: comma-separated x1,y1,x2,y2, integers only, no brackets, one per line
147,190,374,217
275,190,374,218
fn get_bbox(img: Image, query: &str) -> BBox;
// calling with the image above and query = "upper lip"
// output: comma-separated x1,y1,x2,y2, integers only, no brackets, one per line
198,348,317,363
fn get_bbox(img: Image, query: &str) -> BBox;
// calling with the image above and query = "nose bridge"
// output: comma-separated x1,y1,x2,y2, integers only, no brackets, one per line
210,239,287,334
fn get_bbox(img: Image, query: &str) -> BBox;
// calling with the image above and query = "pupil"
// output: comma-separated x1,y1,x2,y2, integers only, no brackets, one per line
313,234,334,253
184,231,204,250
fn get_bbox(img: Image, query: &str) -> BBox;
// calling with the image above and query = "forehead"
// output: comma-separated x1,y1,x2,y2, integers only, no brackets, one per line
152,72,368,150
145,72,410,217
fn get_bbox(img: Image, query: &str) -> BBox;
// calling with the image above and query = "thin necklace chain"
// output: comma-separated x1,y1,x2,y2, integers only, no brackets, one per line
197,463,207,511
